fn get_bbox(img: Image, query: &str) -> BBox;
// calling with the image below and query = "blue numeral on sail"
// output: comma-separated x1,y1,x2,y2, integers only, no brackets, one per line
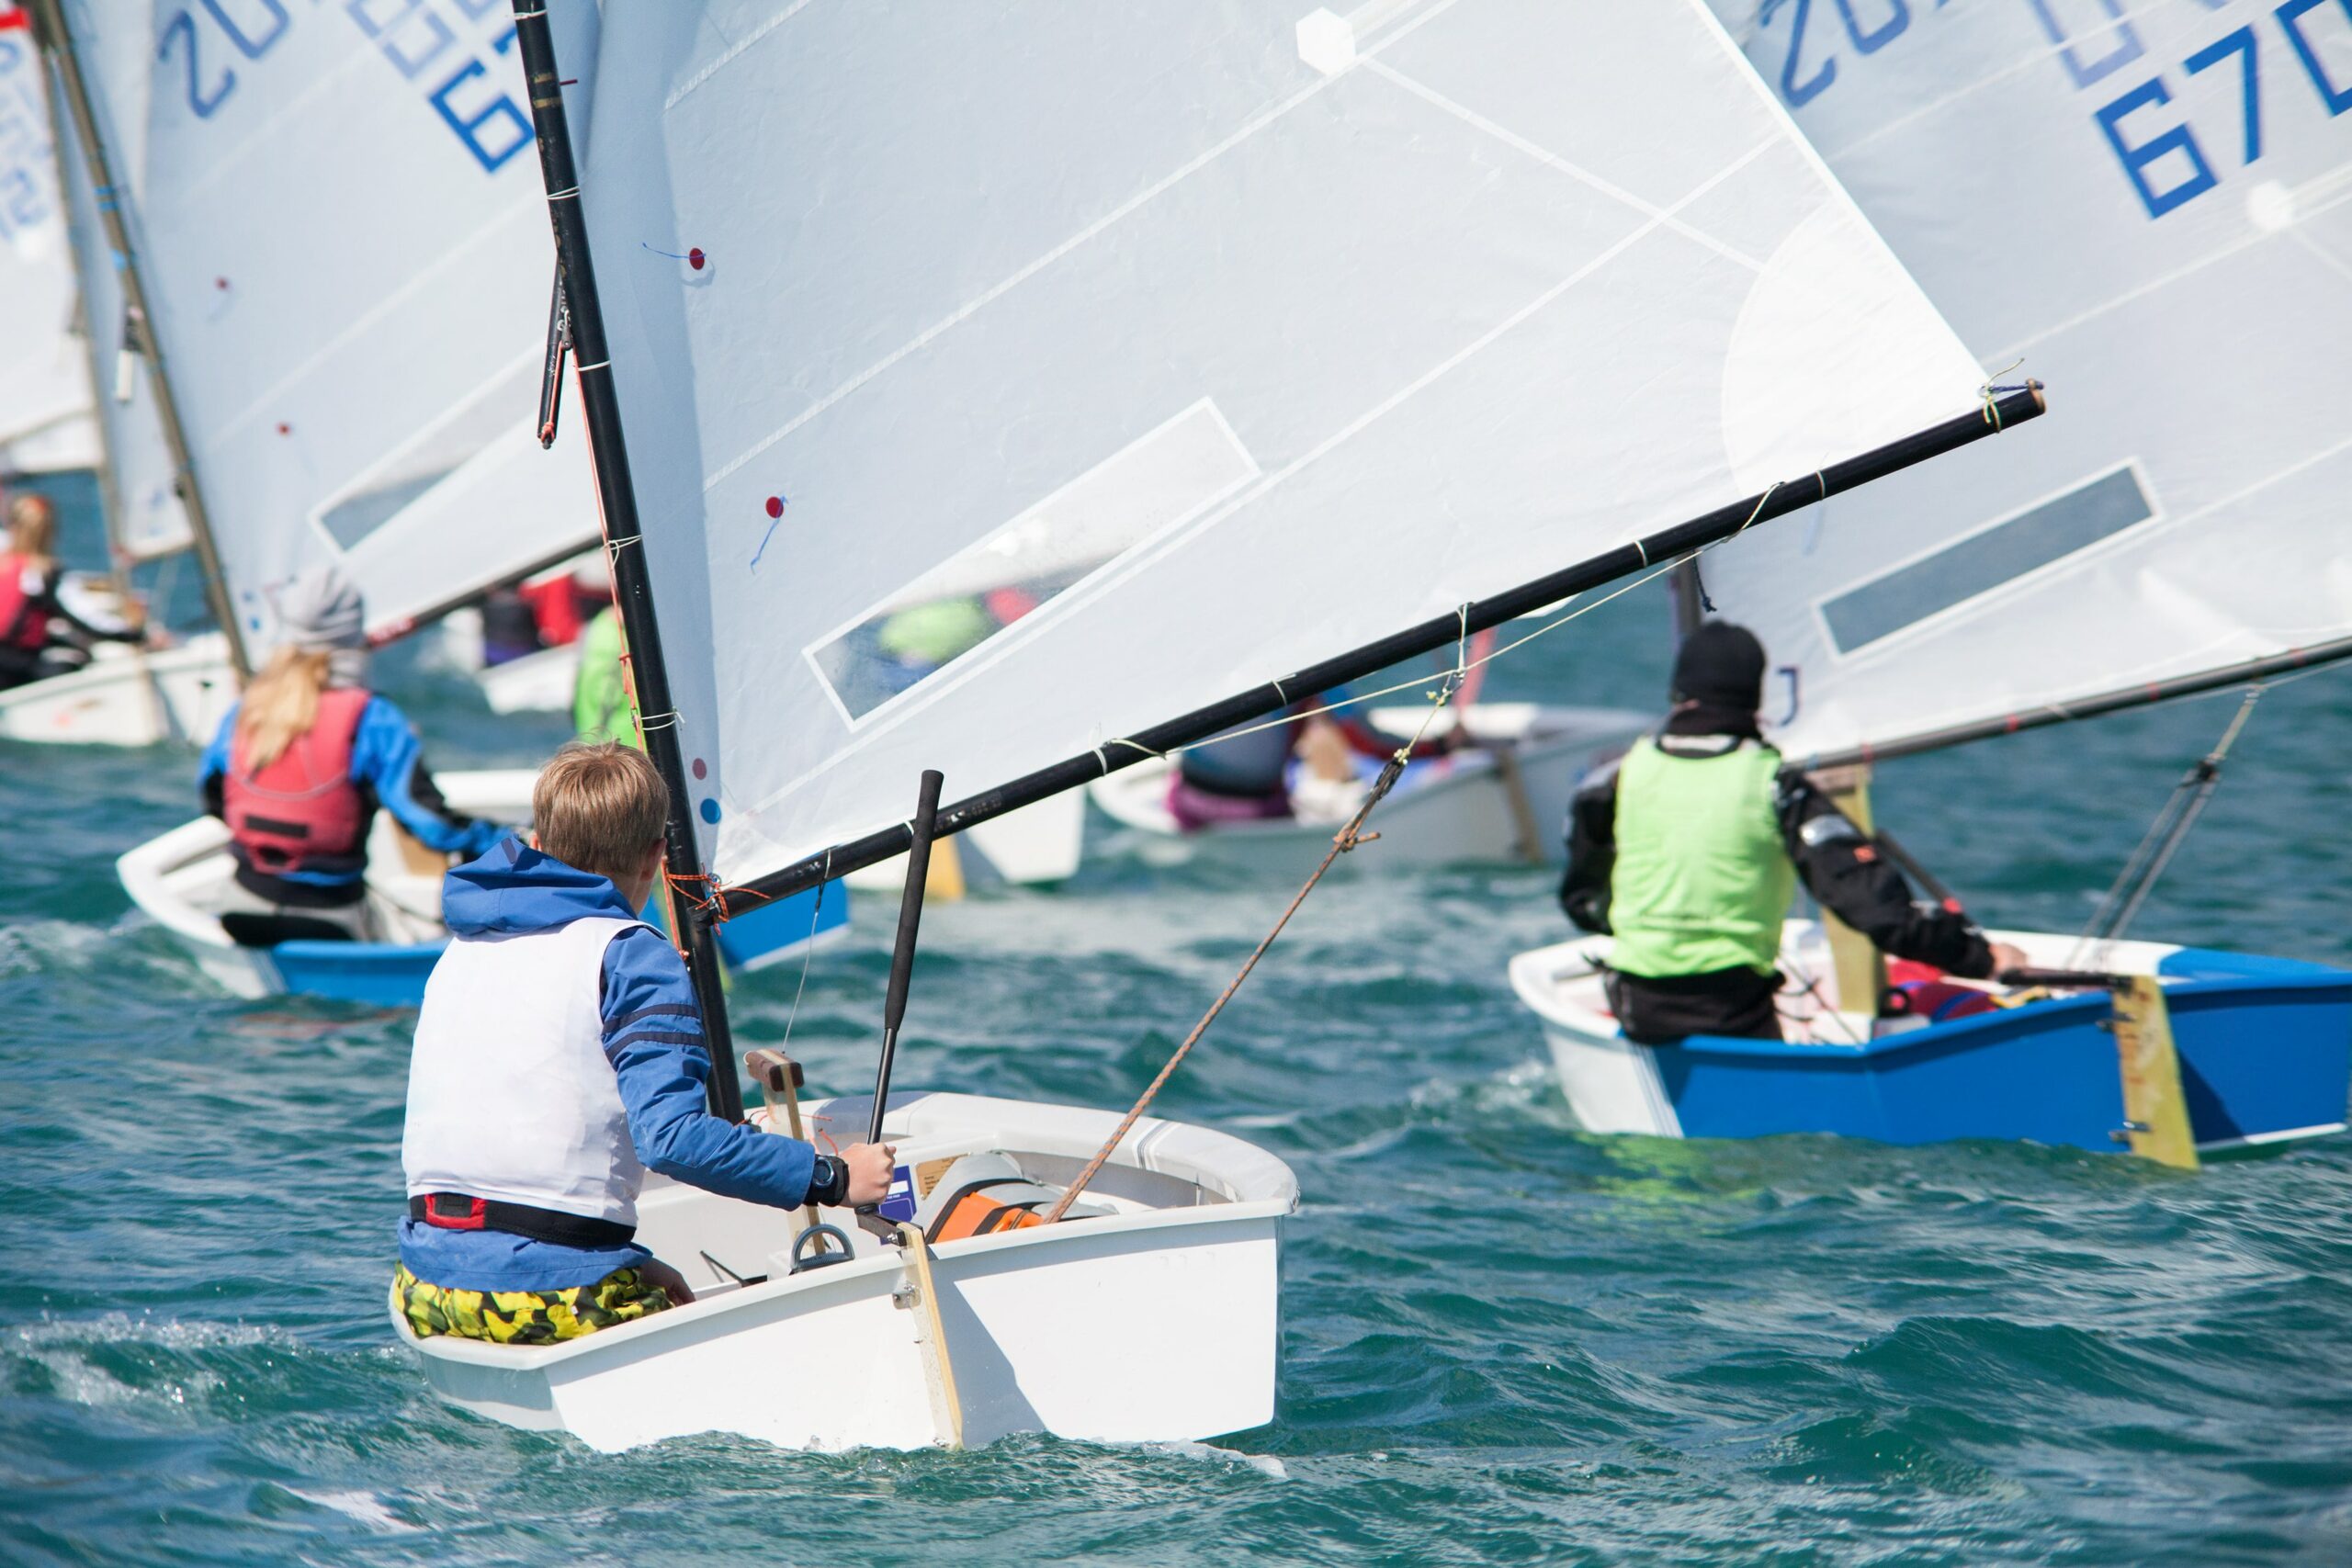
2277,0,2352,114
428,58,530,172
2186,26,2262,164
2096,76,2218,218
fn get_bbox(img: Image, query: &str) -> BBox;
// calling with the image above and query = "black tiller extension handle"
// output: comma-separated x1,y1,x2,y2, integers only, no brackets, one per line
856,770,944,1235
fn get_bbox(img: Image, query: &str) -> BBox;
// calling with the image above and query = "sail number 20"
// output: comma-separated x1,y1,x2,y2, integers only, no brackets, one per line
159,0,528,175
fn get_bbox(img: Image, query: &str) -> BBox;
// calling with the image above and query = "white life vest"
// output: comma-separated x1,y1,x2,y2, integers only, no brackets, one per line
402,915,647,1227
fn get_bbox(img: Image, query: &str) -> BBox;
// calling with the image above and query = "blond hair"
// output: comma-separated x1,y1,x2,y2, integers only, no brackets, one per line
236,647,333,771
7,493,58,573
533,741,669,882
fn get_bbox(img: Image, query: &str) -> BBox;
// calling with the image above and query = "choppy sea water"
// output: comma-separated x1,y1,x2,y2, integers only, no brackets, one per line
6,473,2350,1565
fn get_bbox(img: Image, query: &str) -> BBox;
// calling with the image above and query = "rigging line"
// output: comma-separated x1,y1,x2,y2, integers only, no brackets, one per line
1780,958,1863,1046
1040,666,1468,1226
1977,358,2026,430
775,852,832,1062
2073,686,2263,966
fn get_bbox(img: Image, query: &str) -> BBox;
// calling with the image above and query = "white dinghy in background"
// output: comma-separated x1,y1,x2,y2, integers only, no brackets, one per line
118,770,537,1003
0,629,234,746
1091,703,1643,873
424,0,2041,1455
401,1092,1296,1453
0,12,225,748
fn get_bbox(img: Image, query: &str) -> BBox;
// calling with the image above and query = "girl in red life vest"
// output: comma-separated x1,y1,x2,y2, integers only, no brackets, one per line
198,566,507,945
0,493,148,690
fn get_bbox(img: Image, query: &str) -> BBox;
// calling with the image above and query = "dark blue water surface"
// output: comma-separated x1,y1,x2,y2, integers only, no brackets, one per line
5,475,2349,1565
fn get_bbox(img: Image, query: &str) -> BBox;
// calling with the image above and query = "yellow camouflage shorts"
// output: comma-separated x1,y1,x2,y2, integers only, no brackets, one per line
390,1262,673,1346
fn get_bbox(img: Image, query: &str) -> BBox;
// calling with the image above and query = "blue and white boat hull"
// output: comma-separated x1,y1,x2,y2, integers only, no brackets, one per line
119,769,847,1006
1510,922,2352,1155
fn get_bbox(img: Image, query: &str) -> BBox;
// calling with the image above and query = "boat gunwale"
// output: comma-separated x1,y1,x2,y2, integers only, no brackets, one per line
1510,933,2352,1066
393,1190,1295,1371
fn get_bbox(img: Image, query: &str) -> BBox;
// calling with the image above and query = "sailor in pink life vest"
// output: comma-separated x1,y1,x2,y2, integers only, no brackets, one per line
394,742,897,1341
0,492,148,690
198,565,503,944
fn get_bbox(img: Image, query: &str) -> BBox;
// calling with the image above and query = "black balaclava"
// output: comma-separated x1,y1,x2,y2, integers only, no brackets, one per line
1666,621,1766,738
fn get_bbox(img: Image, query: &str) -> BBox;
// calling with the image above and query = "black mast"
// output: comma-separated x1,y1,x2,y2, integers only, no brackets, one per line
29,0,251,680
509,2,743,1122
710,386,2050,918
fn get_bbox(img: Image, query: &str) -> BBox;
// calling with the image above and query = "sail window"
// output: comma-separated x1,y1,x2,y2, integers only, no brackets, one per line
807,400,1258,725
1819,464,2156,654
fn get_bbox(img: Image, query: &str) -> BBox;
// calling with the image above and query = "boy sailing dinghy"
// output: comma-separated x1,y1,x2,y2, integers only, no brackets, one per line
1517,3,2352,1163
395,0,2043,1452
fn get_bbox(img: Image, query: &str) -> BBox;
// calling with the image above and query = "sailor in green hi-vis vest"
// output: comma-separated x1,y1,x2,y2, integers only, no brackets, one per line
571,605,639,749
1559,622,2026,1044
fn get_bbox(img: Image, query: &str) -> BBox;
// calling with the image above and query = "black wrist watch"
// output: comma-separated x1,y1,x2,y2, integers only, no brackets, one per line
808,1155,850,1208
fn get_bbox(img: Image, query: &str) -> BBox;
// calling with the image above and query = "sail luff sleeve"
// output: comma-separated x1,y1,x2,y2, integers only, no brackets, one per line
713,385,2047,919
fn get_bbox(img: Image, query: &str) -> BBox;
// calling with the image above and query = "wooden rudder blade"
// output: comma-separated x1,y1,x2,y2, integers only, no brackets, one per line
2109,976,2199,1170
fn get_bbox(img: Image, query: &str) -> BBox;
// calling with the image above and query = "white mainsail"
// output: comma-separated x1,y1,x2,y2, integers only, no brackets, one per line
1702,1,2352,763
43,29,191,561
0,27,100,476
578,0,1992,886
54,0,605,643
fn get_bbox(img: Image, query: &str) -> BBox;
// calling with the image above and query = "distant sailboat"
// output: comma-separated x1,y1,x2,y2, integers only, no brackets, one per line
0,13,232,749
9,0,612,745
0,21,99,477
391,0,2041,1453
88,0,842,999
1518,1,2352,1161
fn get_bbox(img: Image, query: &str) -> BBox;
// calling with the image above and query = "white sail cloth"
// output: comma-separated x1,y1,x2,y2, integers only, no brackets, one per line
54,0,605,642
44,33,191,560
0,30,100,476
1702,1,2352,762
577,0,1990,886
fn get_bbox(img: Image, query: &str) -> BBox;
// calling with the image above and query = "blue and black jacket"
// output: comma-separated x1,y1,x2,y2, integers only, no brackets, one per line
397,840,817,1293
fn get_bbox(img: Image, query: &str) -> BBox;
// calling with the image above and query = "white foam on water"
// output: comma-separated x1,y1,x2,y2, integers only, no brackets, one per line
288,1489,418,1533
7,1314,277,1410
1147,1440,1288,1481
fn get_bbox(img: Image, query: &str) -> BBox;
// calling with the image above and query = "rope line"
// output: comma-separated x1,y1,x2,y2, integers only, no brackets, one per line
775,852,833,1060
1041,649,1476,1224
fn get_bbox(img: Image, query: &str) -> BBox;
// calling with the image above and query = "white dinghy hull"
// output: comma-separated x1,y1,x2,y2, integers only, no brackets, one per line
118,768,846,1002
0,632,235,747
1089,703,1640,873
399,1092,1295,1453
117,769,540,1000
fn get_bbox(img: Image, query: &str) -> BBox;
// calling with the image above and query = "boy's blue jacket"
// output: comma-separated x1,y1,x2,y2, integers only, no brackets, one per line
398,840,817,1292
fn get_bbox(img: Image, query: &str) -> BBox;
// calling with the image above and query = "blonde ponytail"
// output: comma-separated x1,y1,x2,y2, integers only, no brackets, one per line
236,648,333,770
6,494,58,575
